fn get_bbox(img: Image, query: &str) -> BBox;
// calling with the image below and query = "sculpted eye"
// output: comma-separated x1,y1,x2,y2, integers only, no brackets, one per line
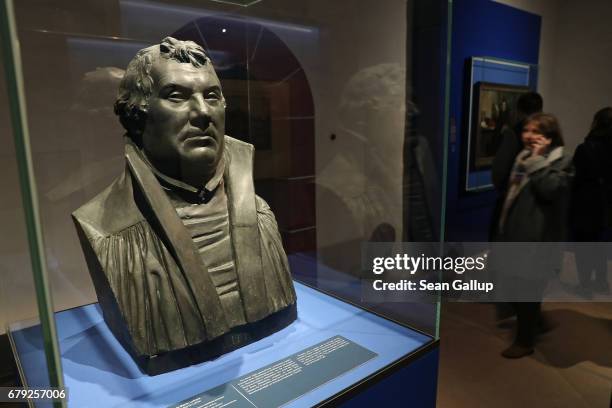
167,91,187,102
205,91,221,101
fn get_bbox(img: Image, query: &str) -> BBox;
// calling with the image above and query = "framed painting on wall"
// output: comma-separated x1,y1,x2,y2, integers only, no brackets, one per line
463,57,536,192
468,82,529,171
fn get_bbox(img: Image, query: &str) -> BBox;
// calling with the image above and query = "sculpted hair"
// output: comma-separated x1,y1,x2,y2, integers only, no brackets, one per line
525,112,564,148
114,37,211,144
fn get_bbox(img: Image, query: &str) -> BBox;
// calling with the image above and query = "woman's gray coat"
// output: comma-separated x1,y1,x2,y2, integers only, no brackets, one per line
494,147,574,242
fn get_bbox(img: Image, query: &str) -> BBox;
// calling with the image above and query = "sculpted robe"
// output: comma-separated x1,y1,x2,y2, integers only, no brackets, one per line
73,136,296,372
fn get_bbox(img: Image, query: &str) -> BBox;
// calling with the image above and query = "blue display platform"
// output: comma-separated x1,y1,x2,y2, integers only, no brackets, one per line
11,282,435,407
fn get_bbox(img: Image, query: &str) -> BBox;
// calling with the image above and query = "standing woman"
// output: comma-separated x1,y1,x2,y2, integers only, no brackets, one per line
494,113,573,358
571,107,612,296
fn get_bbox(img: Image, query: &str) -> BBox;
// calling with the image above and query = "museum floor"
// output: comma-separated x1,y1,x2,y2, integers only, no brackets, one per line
437,301,612,407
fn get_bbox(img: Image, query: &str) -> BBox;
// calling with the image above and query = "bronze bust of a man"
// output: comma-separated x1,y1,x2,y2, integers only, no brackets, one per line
73,37,296,374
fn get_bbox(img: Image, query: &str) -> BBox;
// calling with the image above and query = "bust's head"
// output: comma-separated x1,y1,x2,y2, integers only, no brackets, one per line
115,37,226,187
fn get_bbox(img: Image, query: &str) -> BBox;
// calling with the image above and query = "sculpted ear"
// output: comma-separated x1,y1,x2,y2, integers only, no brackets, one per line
114,51,154,146
114,98,147,146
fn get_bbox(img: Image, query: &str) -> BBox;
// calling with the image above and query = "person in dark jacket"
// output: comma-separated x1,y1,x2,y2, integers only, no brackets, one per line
493,113,573,358
492,92,544,222
490,93,543,321
571,107,612,296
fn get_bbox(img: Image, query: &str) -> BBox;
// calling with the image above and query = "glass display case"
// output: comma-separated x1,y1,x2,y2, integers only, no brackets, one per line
1,0,451,406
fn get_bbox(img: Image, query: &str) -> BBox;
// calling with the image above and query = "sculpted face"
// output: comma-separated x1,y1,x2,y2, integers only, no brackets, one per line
142,57,225,186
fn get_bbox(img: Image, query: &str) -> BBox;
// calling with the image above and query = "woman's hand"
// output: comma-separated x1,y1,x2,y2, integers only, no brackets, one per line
530,135,552,156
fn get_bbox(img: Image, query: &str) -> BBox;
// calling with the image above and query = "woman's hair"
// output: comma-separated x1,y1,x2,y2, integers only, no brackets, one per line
589,107,612,139
524,112,564,147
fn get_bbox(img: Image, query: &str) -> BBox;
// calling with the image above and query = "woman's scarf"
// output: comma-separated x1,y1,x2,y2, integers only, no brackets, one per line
498,146,564,233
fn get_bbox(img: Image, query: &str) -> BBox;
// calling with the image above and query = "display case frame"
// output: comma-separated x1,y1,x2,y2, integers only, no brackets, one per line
9,281,439,407
1,0,451,406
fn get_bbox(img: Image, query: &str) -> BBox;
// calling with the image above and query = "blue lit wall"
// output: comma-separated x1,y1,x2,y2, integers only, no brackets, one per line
446,0,541,241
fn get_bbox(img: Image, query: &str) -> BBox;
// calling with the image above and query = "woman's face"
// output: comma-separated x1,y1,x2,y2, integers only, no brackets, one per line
522,121,551,150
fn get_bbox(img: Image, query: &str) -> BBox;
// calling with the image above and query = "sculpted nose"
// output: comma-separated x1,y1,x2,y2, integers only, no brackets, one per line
189,94,211,126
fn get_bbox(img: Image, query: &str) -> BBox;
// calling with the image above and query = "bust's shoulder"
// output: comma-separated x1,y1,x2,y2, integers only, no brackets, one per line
72,168,143,237
224,135,254,153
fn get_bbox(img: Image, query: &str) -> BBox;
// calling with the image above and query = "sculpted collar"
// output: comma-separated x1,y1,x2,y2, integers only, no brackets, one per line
131,141,226,202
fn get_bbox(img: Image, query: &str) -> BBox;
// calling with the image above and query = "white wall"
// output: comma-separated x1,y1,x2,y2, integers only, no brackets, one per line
311,0,409,261
252,0,410,270
544,0,612,150
495,0,612,150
